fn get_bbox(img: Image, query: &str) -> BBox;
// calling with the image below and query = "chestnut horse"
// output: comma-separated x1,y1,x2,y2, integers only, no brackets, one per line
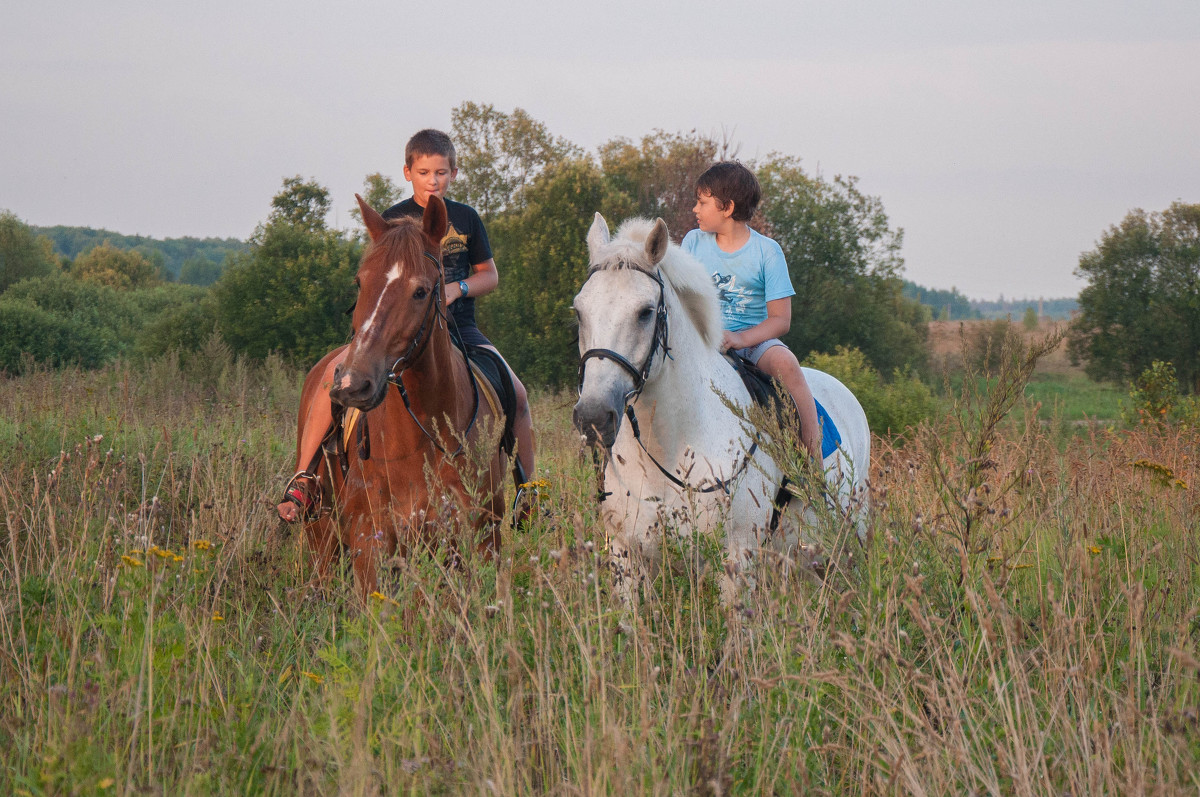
298,195,507,597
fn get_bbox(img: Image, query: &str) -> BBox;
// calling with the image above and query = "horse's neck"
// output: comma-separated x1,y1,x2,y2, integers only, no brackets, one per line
399,327,472,422
633,318,743,453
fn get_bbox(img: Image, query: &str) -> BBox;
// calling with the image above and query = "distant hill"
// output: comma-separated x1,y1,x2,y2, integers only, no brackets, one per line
903,280,1078,321
32,225,247,281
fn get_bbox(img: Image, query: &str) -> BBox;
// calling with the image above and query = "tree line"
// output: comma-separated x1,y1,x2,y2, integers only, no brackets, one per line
2,101,1195,396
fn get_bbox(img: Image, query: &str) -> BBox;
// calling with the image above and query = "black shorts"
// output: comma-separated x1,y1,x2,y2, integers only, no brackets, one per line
452,322,491,349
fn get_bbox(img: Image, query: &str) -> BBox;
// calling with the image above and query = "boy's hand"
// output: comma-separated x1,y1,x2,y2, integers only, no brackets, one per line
721,330,745,351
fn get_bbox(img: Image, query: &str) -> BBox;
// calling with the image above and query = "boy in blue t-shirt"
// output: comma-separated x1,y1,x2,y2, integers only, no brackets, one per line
681,161,822,462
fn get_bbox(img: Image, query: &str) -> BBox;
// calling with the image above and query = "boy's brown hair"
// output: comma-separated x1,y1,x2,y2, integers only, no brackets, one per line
405,128,457,170
696,161,761,222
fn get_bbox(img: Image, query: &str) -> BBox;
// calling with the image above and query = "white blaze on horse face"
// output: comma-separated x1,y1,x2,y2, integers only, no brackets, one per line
355,261,404,347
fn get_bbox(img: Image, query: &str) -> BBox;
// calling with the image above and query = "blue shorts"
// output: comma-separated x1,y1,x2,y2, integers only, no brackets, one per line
732,338,787,366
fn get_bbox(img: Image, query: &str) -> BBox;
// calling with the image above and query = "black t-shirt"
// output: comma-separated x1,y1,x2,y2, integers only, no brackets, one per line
382,197,492,330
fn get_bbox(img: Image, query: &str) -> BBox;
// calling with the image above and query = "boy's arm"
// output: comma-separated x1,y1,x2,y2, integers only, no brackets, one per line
721,297,791,350
446,258,499,306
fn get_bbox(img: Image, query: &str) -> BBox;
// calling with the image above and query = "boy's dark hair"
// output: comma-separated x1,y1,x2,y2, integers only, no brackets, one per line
696,161,761,222
405,128,456,170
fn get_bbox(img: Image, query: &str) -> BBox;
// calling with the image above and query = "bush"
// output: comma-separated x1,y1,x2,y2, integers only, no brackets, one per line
969,318,1020,373
1123,360,1200,427
0,297,108,373
803,346,936,438
133,295,220,361
1,275,212,371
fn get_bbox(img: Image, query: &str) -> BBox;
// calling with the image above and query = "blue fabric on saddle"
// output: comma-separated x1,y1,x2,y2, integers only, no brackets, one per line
726,353,842,459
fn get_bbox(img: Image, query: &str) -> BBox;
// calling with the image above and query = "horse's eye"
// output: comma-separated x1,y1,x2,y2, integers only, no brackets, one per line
413,287,428,301
637,307,655,323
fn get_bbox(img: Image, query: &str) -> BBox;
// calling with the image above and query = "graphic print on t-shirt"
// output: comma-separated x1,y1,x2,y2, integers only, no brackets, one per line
441,223,468,259
712,272,752,322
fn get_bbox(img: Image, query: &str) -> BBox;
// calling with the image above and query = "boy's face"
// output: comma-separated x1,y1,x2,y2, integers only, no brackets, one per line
403,153,457,206
693,190,733,233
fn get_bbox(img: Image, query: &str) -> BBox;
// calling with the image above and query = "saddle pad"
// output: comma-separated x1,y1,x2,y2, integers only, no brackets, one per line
727,353,842,459
814,398,842,459
465,345,517,456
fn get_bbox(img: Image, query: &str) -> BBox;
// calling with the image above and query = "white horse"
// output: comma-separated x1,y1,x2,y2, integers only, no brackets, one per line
572,214,871,605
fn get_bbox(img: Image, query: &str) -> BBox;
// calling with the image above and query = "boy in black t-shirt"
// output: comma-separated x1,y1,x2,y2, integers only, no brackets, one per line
278,129,536,522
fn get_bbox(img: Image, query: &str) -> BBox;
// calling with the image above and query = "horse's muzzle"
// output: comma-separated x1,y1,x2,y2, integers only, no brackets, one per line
572,396,622,449
330,363,388,411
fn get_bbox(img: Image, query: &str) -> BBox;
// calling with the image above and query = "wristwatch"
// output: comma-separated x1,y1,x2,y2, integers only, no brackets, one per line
458,280,469,298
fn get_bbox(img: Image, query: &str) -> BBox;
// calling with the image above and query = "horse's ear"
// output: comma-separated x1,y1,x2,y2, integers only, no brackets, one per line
356,194,390,243
587,213,610,258
646,218,670,265
422,195,449,246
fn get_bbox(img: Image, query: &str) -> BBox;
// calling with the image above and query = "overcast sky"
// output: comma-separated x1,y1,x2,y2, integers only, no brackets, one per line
2,1,1197,299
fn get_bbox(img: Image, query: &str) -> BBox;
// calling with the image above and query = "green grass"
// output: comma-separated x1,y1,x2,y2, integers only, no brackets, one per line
1023,371,1125,421
1,353,1198,794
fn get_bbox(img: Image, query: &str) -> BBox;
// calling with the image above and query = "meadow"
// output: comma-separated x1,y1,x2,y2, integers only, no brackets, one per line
1,337,1197,795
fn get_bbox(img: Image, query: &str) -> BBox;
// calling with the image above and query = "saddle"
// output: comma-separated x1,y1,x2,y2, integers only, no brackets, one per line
725,353,842,459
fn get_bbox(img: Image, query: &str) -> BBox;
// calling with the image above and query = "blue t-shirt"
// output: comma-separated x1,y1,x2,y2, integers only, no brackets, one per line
681,228,794,332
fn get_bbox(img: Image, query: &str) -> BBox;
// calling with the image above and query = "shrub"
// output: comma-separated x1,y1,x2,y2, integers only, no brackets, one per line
803,346,936,438
1123,360,1200,427
0,297,108,373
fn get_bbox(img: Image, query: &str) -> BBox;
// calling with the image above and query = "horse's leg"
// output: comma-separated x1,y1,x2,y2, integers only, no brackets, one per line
347,520,382,600
607,535,639,609
302,514,340,584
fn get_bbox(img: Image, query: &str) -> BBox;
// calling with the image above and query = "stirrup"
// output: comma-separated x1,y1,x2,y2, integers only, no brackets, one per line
280,470,322,522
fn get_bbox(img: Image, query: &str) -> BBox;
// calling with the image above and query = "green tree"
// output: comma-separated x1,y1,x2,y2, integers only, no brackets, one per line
72,241,161,289
0,211,56,292
597,130,722,239
480,159,609,387
214,178,359,363
270,176,333,232
178,255,223,287
450,102,582,218
1068,202,1200,393
756,155,927,376
349,173,404,233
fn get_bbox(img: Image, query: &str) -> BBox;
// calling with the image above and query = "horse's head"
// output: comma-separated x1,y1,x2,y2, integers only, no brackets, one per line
330,195,448,411
572,213,673,448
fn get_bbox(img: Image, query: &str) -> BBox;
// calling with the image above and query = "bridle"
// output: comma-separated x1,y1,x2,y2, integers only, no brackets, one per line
384,250,446,378
576,265,757,497
382,249,481,459
576,265,671,402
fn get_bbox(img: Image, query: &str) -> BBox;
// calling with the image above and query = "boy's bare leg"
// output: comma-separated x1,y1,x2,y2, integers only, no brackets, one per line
277,350,346,522
757,345,822,464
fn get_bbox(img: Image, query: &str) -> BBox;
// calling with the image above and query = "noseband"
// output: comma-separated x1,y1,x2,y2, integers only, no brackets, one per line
576,266,671,400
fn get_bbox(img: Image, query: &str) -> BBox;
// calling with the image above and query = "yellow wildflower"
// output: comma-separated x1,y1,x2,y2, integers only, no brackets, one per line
121,555,144,568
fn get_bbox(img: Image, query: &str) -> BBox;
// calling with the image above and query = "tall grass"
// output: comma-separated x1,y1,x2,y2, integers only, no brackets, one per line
0,347,1197,794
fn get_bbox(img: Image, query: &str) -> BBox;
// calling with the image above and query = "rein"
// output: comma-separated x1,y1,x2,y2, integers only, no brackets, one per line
578,266,757,498
384,250,481,459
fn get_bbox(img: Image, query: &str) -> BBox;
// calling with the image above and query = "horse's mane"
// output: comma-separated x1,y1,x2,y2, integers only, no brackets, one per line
593,218,723,348
365,216,433,275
